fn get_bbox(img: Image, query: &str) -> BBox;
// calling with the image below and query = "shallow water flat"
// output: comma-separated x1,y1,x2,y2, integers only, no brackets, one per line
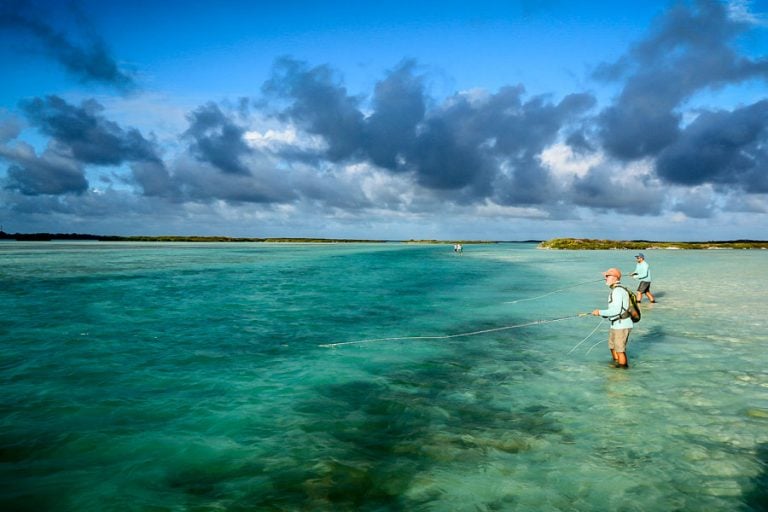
1,242,766,511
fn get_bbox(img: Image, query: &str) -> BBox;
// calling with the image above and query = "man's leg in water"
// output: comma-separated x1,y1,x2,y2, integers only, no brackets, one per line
609,329,630,368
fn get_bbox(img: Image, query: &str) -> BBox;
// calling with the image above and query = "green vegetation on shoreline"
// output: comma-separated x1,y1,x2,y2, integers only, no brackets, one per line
404,239,497,245
0,232,387,243
0,231,499,244
3,232,766,248
539,238,768,250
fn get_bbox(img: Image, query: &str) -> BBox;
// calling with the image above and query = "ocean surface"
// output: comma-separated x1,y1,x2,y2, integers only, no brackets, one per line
1,242,766,511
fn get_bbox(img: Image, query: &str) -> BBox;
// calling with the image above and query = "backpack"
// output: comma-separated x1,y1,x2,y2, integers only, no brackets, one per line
616,285,641,323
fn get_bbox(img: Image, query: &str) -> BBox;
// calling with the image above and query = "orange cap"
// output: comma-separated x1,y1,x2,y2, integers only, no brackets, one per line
602,268,621,279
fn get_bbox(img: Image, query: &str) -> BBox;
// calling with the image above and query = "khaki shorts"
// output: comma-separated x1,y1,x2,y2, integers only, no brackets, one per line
608,328,631,352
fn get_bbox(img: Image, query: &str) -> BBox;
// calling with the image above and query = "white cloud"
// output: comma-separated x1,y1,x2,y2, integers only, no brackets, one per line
351,164,416,206
539,142,604,179
669,211,688,223
454,87,492,106
475,199,549,219
727,0,767,25
244,127,298,146
611,158,656,186
244,126,326,152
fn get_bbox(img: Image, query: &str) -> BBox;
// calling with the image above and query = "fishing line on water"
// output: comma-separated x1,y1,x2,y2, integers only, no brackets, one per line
319,314,591,348
586,336,606,355
568,317,605,354
504,279,603,304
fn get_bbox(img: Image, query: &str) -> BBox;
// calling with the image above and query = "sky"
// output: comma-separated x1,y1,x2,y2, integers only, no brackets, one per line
1,0,767,240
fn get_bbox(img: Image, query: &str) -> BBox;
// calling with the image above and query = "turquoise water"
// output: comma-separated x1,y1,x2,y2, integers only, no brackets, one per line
1,242,767,511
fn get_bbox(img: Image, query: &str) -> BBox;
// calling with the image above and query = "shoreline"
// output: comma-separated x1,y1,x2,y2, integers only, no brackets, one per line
538,238,768,250
2,232,767,248
0,231,504,244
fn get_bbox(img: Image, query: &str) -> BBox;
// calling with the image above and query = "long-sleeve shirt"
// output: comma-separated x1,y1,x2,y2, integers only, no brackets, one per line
599,284,634,330
633,260,651,282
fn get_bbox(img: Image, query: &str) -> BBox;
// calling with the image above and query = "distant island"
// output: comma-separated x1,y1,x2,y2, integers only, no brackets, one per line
0,231,499,244
539,238,768,250
3,232,765,248
404,239,498,245
0,231,384,243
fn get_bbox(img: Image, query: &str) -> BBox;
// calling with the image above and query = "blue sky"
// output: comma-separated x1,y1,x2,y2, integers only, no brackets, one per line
1,0,767,240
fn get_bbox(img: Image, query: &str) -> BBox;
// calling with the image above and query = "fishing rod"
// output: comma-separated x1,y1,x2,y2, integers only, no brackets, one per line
504,279,603,304
319,313,591,348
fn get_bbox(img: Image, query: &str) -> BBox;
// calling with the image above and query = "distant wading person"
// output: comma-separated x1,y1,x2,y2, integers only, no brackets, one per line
631,253,655,303
592,268,633,369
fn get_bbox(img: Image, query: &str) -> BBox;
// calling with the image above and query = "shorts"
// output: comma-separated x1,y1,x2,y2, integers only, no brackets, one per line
608,328,631,352
637,281,651,293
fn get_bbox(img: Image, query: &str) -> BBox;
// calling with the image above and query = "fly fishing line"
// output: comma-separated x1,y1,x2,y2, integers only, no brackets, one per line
504,279,603,304
568,317,605,354
319,314,590,348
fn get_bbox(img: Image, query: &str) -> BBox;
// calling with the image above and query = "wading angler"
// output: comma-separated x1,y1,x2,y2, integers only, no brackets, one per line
592,268,636,369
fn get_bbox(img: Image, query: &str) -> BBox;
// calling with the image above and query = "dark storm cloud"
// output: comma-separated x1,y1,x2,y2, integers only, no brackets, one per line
656,100,768,192
171,155,297,204
564,130,595,154
130,161,177,198
262,57,365,162
362,60,426,170
2,142,88,195
183,103,253,175
595,0,768,161
0,1,134,89
670,187,718,219
2,96,171,198
569,165,664,216
262,58,595,204
408,87,593,200
408,101,493,192
22,96,161,165
482,90,595,204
